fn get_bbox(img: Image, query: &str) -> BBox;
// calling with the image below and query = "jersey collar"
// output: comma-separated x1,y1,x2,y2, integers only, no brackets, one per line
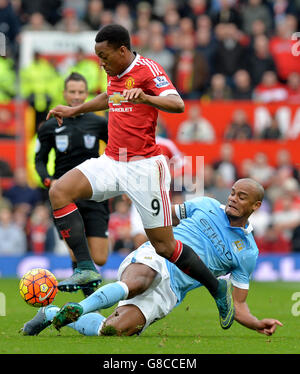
117,52,140,79
219,204,253,234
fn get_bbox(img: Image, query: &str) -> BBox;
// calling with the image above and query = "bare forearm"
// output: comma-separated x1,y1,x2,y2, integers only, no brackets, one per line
234,301,261,330
143,94,185,113
73,93,109,115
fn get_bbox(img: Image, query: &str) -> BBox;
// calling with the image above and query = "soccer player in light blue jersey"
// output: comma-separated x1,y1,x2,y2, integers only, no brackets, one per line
21,178,283,337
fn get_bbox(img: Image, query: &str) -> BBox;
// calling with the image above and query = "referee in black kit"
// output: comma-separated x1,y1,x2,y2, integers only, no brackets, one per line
35,72,109,296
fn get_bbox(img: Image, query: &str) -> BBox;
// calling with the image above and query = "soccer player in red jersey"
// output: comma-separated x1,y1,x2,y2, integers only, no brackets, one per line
47,24,234,328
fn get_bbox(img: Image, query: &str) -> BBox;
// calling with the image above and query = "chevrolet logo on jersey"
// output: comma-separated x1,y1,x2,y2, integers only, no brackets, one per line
233,240,245,252
109,92,128,106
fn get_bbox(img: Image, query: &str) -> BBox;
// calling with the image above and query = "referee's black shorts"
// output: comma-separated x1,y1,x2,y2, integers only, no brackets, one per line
55,199,109,239
76,199,109,238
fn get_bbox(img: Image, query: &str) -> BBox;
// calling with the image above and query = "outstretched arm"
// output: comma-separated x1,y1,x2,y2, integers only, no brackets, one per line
123,88,185,113
232,286,283,336
47,92,109,125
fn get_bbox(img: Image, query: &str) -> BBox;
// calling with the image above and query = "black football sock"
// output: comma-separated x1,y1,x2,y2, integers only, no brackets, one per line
169,240,219,297
53,203,96,272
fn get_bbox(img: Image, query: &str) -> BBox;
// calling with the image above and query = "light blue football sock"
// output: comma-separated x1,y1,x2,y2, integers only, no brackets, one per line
79,281,129,314
44,305,60,322
68,312,105,336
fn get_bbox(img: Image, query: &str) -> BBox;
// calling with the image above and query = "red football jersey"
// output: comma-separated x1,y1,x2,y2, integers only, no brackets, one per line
105,53,179,161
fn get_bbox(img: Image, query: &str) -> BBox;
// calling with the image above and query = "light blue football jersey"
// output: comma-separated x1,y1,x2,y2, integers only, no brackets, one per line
166,196,259,306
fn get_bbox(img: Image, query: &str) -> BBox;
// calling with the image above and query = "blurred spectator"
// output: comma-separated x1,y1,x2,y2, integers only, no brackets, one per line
210,0,242,28
62,0,87,19
242,0,272,36
202,73,233,100
132,27,150,55
276,149,299,182
253,70,288,102
3,167,42,213
286,72,300,104
248,152,275,188
20,51,63,128
265,167,292,208
259,115,283,140
179,0,210,24
269,0,298,28
99,9,114,28
21,12,53,31
27,204,56,254
108,196,134,254
273,177,300,212
195,16,217,77
255,224,291,254
0,55,16,103
134,1,152,32
212,143,238,187
203,163,215,193
214,23,247,79
144,34,175,78
269,15,300,81
153,0,174,18
163,6,180,33
249,199,272,238
206,172,231,204
20,0,62,26
177,105,215,143
0,0,21,57
83,0,103,30
272,193,300,243
247,34,277,87
114,2,133,33
249,18,268,41
66,48,107,99
172,33,209,98
224,108,253,140
0,206,27,255
239,158,254,178
232,69,253,100
148,19,164,37
178,16,194,36
54,7,91,33
13,203,29,231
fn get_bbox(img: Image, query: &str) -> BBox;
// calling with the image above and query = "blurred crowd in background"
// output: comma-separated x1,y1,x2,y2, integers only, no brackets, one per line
0,0,300,257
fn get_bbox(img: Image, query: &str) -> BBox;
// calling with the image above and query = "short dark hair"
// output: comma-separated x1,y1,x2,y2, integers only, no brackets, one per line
64,72,88,90
95,24,131,50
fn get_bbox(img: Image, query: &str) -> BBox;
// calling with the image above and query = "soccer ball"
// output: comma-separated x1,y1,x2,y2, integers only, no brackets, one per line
19,268,58,307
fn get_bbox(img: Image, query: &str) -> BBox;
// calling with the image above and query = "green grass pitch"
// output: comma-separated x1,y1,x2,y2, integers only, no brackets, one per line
0,279,300,354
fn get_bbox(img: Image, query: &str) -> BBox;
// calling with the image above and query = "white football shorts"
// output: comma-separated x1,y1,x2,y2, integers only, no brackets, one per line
75,153,172,228
117,241,178,332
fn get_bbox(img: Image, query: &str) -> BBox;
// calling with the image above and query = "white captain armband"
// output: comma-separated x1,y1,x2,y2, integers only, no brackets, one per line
174,203,187,220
